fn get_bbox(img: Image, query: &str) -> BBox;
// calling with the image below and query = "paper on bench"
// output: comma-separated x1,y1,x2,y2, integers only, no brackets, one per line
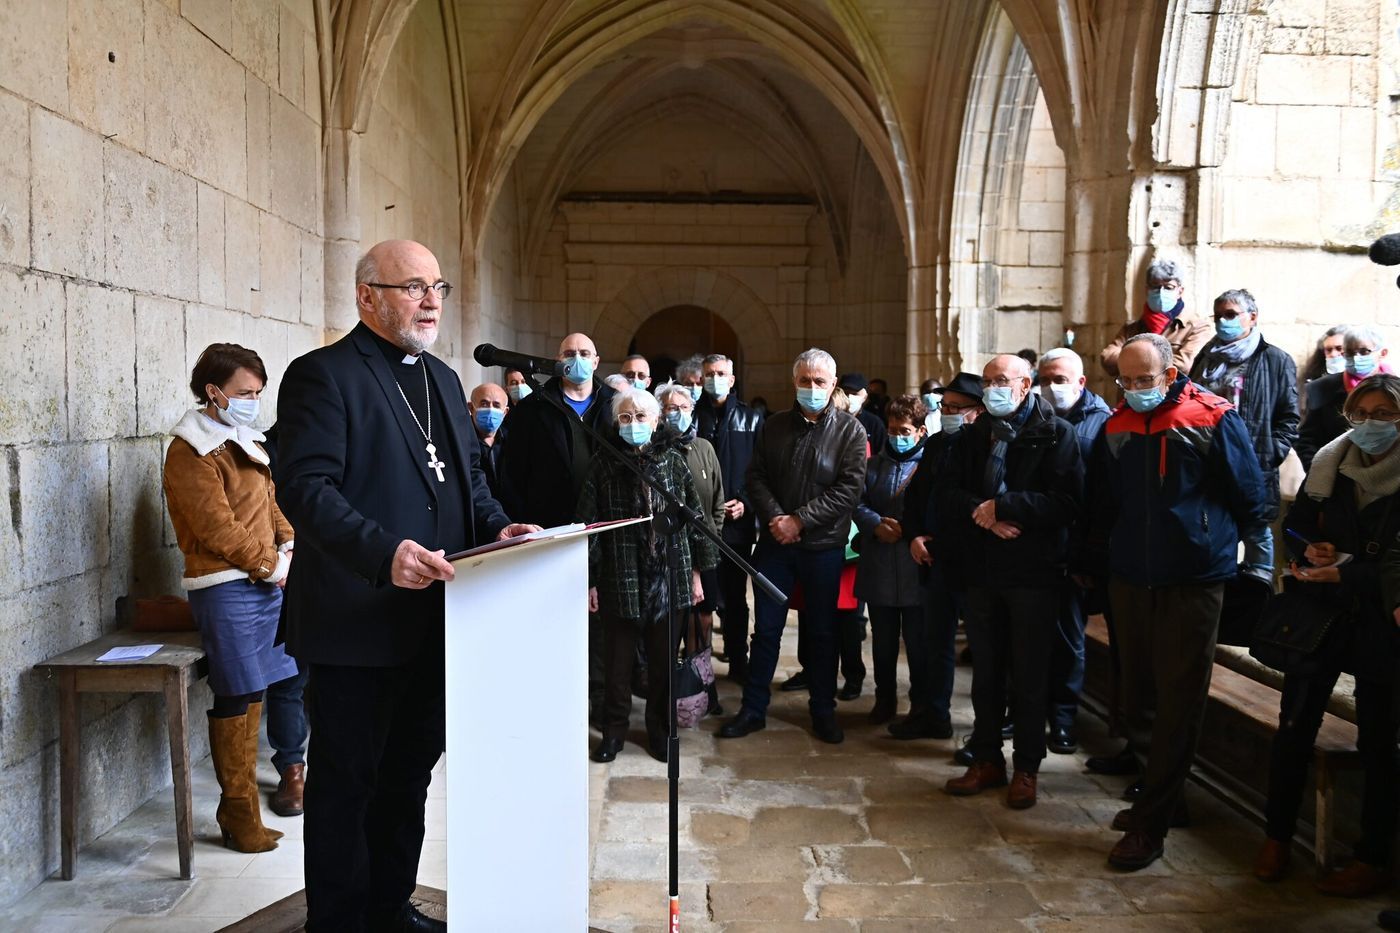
95,644,163,662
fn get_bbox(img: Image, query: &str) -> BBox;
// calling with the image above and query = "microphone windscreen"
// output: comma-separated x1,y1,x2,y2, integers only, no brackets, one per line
1369,234,1400,266
472,344,495,367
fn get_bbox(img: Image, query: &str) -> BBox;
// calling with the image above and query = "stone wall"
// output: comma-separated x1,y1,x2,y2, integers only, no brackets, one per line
0,0,327,905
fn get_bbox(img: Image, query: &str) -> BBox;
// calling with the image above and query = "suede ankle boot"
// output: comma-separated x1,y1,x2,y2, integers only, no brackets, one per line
208,709,280,852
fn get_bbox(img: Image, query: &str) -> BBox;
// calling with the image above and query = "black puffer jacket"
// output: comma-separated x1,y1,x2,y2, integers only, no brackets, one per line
936,393,1083,588
1295,373,1349,470
696,394,763,543
1189,337,1299,515
747,403,868,550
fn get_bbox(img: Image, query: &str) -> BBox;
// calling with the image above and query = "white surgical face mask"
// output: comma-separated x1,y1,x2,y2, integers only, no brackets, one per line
1047,383,1081,414
214,388,259,428
1325,355,1346,375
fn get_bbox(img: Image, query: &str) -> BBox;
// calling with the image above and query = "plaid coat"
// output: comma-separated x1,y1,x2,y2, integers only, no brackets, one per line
576,428,719,621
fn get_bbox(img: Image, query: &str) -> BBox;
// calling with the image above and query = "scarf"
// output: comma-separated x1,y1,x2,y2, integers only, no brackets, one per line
1197,328,1262,392
1141,299,1185,335
982,395,1033,499
1344,361,1395,393
1304,431,1400,510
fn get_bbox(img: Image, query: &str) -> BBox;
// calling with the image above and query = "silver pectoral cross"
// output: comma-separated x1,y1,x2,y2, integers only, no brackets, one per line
425,443,445,482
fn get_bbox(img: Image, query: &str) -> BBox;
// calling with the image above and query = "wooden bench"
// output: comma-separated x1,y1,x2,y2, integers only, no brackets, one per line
33,628,206,880
1084,615,1360,868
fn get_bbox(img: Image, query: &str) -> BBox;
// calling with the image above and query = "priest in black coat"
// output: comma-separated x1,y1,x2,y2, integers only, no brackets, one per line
275,239,537,933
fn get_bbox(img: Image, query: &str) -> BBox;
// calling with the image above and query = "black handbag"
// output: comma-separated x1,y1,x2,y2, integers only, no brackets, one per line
1248,581,1350,674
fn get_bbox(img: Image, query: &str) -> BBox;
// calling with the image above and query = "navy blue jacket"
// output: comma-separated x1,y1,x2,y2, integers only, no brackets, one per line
1060,388,1112,461
696,393,763,538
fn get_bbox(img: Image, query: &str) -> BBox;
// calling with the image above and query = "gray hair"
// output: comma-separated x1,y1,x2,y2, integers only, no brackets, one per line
676,354,704,382
603,374,630,391
1344,325,1386,354
1146,258,1182,286
653,380,692,407
610,386,660,423
1124,332,1173,371
354,250,379,286
1038,347,1083,374
1215,288,1258,317
793,347,837,378
702,353,731,367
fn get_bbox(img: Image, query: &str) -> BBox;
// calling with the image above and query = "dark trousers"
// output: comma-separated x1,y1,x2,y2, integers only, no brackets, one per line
589,611,605,713
743,543,845,719
266,661,309,773
304,644,444,932
920,569,963,723
1047,584,1088,732
798,605,866,685
718,522,756,667
870,604,928,706
1110,578,1223,839
600,608,674,742
964,585,1058,773
1266,669,1400,864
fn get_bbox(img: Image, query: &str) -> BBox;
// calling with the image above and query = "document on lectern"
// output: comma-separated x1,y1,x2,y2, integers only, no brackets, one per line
445,516,649,562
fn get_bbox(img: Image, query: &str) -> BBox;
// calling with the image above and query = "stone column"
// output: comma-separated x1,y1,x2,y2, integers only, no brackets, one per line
322,127,362,341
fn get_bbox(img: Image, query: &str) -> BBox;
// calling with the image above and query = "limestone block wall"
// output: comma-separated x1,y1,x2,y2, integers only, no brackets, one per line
0,0,325,906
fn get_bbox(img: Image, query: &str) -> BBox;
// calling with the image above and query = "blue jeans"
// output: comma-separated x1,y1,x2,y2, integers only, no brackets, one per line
1047,583,1088,732
266,662,309,773
1242,523,1274,577
920,567,963,724
742,543,846,719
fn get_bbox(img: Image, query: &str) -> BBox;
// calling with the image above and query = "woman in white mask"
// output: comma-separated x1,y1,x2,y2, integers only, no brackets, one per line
163,344,298,853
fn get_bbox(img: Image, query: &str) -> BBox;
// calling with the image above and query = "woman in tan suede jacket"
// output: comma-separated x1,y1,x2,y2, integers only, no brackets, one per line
163,343,297,853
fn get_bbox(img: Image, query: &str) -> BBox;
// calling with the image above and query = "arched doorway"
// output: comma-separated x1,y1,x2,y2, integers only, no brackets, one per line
628,305,742,386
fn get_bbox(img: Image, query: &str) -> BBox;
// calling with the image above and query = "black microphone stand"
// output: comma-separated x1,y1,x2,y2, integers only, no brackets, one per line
514,363,784,931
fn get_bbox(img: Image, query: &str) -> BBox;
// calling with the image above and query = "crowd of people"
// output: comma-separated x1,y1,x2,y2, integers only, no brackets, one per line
161,241,1400,929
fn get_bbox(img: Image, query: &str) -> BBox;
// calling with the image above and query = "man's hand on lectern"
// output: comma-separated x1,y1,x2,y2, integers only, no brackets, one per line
391,539,454,589
497,523,543,540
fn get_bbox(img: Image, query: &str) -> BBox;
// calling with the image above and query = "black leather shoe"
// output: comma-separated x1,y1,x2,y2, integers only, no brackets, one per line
888,711,953,740
1086,746,1139,776
1000,714,1014,740
1048,726,1078,755
812,716,845,744
1111,800,1190,832
1122,779,1144,802
954,734,976,766
719,709,766,738
647,735,668,762
590,737,624,762
779,670,809,692
837,681,863,701
1378,909,1400,931
371,902,446,933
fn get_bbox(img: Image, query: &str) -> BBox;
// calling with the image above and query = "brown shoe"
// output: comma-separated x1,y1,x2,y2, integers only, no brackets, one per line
944,761,1008,797
1254,838,1290,882
271,763,305,817
1315,860,1388,898
1108,830,1164,871
1006,771,1037,809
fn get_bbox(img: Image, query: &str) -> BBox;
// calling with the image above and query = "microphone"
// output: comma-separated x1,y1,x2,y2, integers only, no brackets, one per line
473,343,565,377
1368,234,1400,266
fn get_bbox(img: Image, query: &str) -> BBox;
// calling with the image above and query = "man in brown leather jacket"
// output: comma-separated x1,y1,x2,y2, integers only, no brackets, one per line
718,348,868,744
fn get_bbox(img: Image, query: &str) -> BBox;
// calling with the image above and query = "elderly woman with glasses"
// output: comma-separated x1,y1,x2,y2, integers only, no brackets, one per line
1254,373,1400,894
577,387,719,764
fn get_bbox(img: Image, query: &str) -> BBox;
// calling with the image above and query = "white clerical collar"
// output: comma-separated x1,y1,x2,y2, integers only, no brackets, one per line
402,353,419,365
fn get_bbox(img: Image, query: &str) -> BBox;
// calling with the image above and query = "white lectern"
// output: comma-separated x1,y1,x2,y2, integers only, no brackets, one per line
444,519,645,931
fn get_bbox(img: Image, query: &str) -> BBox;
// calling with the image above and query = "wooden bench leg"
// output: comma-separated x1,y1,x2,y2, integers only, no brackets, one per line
164,667,194,880
1315,749,1333,871
58,670,78,881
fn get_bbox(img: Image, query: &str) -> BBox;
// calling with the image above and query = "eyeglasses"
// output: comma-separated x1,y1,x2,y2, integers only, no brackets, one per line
621,370,649,381
942,403,978,414
662,403,690,415
1346,410,1400,426
1115,371,1166,391
368,281,452,300
980,377,1024,389
617,412,650,425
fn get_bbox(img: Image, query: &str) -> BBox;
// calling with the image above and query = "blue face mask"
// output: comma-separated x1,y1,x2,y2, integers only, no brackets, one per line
563,355,594,385
631,378,649,391
940,413,965,434
704,375,728,398
687,384,703,402
1350,419,1399,455
1146,288,1177,315
1125,386,1167,413
665,409,692,433
1347,353,1377,377
983,386,1020,418
474,407,505,434
506,382,532,403
619,421,653,447
796,386,828,413
1215,317,1245,342
889,434,918,454
922,392,940,412
1325,355,1347,375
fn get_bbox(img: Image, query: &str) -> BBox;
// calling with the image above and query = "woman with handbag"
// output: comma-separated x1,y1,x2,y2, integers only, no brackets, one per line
579,388,719,764
853,394,929,725
1254,373,1400,893
656,382,727,717
163,344,298,852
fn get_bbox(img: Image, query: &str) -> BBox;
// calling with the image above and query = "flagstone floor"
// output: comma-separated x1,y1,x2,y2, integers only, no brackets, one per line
0,621,1394,931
